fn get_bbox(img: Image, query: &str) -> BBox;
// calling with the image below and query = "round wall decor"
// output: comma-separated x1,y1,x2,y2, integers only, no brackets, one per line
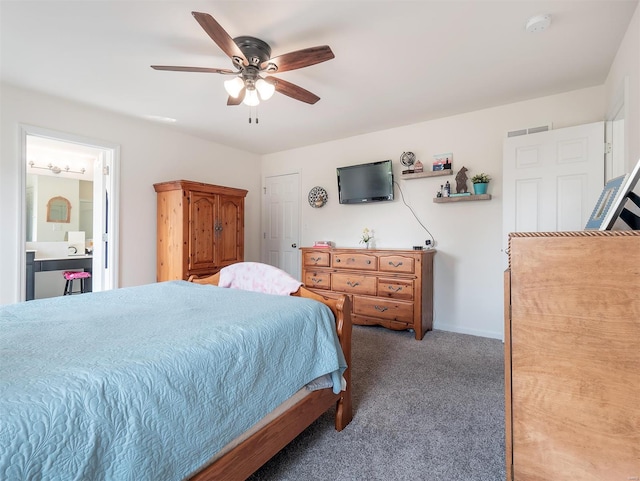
308,186,328,208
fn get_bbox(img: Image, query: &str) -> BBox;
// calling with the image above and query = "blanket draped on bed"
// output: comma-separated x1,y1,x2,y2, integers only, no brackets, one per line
0,281,346,481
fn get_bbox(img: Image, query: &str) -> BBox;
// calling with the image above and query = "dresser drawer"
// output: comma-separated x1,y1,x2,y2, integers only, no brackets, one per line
353,296,413,323
378,278,414,300
304,270,330,290
332,252,378,270
379,254,415,274
352,314,411,330
332,273,377,295
303,251,330,267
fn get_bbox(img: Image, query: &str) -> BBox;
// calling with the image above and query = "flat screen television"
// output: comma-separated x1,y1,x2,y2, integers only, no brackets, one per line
337,159,394,204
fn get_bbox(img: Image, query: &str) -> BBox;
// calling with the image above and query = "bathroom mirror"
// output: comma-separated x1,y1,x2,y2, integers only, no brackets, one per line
25,174,93,242
46,196,71,223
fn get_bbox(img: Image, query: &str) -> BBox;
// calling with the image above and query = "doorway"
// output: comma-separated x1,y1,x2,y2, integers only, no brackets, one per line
20,125,119,300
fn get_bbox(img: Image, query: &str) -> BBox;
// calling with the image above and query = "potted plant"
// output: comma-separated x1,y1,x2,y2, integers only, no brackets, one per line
471,173,491,195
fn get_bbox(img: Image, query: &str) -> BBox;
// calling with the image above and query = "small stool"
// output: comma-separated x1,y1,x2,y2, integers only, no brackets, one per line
63,271,91,295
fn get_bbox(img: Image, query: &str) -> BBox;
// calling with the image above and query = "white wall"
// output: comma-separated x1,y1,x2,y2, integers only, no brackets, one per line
262,87,605,339
0,83,262,305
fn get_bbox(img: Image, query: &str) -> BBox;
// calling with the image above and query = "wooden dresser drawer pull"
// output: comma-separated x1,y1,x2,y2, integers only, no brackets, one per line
388,286,403,292
374,305,388,312
310,256,321,263
347,281,360,288
366,260,371,264
311,277,323,284
388,261,403,268
336,258,341,263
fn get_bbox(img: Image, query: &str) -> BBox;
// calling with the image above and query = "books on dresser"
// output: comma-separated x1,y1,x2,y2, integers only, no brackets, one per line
313,241,334,248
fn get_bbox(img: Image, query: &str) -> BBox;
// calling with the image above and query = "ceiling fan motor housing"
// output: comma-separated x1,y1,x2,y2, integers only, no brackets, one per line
233,36,272,68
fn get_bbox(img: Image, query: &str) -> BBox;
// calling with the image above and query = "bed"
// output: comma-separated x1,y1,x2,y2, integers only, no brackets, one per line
0,263,352,481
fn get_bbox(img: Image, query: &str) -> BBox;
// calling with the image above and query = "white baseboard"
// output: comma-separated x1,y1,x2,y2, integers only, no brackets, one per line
433,322,504,341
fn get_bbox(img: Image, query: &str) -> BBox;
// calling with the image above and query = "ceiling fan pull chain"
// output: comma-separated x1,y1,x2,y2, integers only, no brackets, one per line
247,105,259,124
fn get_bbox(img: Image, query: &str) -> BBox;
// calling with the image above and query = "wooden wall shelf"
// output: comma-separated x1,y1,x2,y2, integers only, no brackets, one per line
433,194,491,203
401,170,453,180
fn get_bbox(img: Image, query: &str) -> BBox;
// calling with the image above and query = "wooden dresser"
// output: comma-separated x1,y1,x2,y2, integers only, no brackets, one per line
505,231,640,480
300,247,435,340
154,180,247,281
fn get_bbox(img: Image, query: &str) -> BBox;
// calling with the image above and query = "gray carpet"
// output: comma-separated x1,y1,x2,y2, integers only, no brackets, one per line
248,326,506,480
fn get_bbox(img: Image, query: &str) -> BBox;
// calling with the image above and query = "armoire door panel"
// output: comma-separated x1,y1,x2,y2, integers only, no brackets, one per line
218,195,243,265
189,192,217,270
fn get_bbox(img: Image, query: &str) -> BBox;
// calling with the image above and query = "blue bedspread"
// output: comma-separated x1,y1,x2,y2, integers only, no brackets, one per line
0,281,346,480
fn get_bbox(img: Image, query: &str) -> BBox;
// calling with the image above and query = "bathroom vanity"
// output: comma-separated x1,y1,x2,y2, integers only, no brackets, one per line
26,251,93,300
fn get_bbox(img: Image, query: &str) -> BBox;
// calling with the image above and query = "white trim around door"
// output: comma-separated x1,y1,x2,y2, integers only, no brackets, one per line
19,124,120,301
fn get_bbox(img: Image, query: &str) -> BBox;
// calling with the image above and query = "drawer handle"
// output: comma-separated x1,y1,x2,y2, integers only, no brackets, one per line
374,305,388,312
311,277,323,284
388,286,403,292
310,256,321,263
347,281,360,287
336,258,341,263
389,261,403,268
366,260,371,264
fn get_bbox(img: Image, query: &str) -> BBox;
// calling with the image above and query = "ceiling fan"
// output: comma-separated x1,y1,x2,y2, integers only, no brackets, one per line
151,11,334,107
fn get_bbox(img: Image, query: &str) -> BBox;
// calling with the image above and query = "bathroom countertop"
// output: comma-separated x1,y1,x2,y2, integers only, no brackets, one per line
33,255,93,261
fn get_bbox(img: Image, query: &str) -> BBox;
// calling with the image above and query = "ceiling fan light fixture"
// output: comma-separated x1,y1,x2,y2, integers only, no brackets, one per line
243,88,260,106
224,76,245,98
255,78,275,101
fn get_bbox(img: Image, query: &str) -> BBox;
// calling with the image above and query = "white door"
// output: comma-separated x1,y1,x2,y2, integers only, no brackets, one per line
262,173,301,279
503,122,604,257
91,149,117,292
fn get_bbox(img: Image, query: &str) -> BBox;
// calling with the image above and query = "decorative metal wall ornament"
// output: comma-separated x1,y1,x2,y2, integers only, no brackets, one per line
308,186,328,208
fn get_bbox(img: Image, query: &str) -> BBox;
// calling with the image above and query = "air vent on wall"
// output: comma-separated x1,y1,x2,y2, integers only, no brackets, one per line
507,124,552,137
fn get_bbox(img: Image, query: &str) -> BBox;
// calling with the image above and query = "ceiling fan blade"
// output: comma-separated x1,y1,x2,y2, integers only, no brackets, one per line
227,88,246,106
267,77,320,104
191,11,248,66
151,65,235,74
260,46,334,73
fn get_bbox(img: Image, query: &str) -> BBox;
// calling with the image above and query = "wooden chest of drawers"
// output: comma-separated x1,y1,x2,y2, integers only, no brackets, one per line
301,247,435,340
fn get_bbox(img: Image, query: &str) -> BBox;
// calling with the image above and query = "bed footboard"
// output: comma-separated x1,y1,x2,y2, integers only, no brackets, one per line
187,271,353,480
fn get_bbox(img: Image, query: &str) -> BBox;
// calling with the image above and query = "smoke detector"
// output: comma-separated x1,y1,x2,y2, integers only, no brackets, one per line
525,14,551,33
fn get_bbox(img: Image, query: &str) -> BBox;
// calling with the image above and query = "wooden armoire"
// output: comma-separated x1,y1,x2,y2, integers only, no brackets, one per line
504,231,640,480
154,180,247,281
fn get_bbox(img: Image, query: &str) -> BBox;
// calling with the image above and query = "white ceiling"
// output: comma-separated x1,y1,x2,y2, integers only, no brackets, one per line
1,1,637,155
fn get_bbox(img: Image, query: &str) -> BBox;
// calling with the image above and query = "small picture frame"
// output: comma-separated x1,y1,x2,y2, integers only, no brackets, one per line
599,157,640,230
432,153,453,171
584,174,629,230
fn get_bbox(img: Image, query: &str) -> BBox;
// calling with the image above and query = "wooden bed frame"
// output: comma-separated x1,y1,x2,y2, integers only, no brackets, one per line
187,272,353,480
